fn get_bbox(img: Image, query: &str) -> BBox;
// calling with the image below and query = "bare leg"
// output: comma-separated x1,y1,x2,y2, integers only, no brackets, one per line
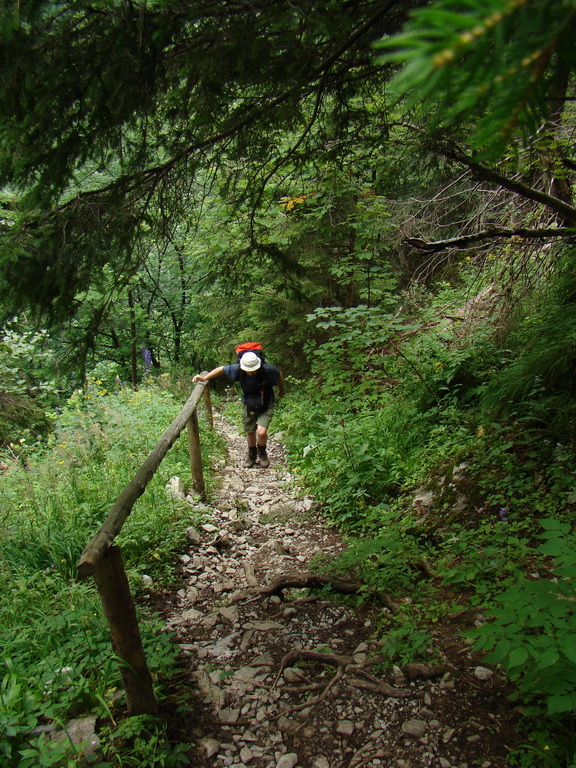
257,426,268,446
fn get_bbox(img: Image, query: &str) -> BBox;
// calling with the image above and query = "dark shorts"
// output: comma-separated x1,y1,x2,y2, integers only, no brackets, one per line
242,403,275,433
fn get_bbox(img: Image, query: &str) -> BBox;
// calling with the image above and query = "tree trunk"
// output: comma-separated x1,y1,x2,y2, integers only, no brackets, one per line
128,289,138,389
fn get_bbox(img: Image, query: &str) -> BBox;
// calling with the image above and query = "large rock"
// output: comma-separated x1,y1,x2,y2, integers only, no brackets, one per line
165,476,186,500
51,716,100,757
402,719,427,738
276,754,299,768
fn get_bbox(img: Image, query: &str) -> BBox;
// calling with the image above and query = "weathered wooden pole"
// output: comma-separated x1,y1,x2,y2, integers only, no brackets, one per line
77,376,211,717
77,375,208,577
202,384,214,429
93,546,158,715
187,408,206,500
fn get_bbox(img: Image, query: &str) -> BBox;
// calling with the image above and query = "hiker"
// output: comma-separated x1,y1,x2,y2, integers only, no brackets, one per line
192,349,285,468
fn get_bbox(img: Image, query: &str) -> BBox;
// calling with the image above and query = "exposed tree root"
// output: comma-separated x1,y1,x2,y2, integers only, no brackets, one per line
259,572,399,612
270,648,411,720
347,678,412,698
270,595,321,618
261,573,362,598
275,666,346,717
402,662,446,680
339,743,394,768
346,666,413,698
280,682,328,694
446,608,477,621
277,649,353,676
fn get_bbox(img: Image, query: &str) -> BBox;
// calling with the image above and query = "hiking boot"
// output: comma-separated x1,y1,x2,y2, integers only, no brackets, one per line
257,445,270,468
243,447,257,468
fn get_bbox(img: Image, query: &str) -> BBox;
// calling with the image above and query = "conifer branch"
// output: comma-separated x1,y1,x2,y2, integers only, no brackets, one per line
442,144,576,224
51,1,404,220
404,226,574,252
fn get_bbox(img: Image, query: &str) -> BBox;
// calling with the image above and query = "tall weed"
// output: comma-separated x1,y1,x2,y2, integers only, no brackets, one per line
0,379,218,765
277,390,429,525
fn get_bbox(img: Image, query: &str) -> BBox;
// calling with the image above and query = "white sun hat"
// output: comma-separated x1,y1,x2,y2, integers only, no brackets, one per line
239,351,262,372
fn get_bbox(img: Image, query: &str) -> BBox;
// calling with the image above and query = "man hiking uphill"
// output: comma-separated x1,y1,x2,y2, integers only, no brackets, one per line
192,345,285,468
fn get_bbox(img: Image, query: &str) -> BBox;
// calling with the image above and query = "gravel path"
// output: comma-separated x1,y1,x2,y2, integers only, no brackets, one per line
165,411,519,768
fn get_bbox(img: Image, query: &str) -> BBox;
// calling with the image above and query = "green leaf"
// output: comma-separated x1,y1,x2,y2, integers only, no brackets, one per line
560,638,576,664
536,647,560,669
539,540,570,557
506,646,529,669
485,638,510,664
540,518,571,533
547,694,576,716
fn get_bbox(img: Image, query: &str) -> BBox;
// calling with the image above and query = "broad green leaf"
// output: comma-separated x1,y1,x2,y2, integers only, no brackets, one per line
535,647,560,669
547,694,576,716
540,518,571,533
560,637,576,664
506,646,529,669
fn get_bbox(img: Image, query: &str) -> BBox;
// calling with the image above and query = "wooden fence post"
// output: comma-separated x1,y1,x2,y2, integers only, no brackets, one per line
187,408,206,500
78,376,210,718
202,384,214,429
93,545,158,715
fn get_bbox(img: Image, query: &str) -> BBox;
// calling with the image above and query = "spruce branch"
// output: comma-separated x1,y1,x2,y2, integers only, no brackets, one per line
46,1,405,222
441,143,576,224
404,226,574,253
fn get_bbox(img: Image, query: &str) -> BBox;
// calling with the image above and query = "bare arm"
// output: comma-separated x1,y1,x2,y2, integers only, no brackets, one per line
192,366,224,383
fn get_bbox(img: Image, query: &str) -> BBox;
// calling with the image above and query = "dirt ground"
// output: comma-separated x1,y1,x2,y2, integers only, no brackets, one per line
161,412,523,768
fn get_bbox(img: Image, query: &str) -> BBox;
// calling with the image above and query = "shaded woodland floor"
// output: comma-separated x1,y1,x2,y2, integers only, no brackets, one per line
161,412,522,768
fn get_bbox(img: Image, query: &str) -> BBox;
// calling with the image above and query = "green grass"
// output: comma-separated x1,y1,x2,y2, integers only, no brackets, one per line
0,378,222,767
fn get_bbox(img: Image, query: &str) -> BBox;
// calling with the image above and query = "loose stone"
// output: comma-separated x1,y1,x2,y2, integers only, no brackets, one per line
276,754,299,768
199,737,221,758
336,721,355,737
474,666,494,681
401,719,427,738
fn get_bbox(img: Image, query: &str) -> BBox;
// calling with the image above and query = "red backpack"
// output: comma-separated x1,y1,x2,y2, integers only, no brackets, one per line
236,342,266,362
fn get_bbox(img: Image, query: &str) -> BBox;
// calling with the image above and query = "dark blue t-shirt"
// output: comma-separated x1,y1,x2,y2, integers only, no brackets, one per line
222,362,281,406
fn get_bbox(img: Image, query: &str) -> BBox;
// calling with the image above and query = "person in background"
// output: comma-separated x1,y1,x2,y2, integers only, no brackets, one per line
192,351,285,468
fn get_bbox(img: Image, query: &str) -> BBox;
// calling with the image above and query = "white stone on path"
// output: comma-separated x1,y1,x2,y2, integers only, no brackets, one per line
402,719,427,737
336,720,355,736
474,666,494,680
199,737,221,758
276,754,299,768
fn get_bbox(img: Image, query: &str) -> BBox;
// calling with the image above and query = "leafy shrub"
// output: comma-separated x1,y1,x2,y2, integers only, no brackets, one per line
471,518,576,717
279,394,429,525
378,622,435,668
0,320,62,445
99,714,190,767
480,252,576,438
470,427,576,520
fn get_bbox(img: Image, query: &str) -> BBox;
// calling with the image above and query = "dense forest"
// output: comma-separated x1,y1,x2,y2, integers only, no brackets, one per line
2,1,576,766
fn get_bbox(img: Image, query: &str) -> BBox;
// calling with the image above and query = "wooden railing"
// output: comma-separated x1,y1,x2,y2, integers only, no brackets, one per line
76,377,212,715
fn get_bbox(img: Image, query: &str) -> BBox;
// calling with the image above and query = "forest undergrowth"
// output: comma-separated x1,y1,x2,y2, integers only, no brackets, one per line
271,257,576,768
3,254,576,768
3,3,576,767
0,379,223,767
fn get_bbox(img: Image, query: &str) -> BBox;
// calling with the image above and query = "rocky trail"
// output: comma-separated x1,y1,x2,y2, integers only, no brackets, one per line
164,411,520,768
